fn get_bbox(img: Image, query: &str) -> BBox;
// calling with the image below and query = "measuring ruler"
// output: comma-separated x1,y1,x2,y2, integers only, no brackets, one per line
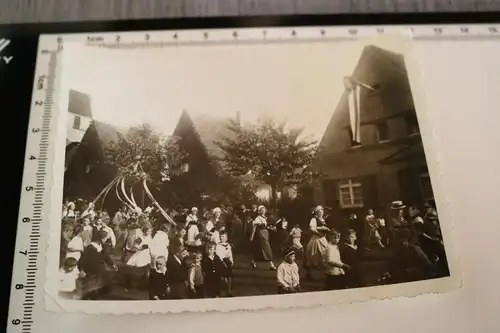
7,22,500,331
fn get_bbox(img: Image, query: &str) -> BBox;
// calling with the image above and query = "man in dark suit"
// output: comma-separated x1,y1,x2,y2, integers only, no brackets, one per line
167,244,189,299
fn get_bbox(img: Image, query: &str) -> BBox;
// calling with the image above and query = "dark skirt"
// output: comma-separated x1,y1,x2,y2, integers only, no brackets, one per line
79,271,111,299
204,277,221,298
344,268,363,288
324,274,347,291
252,229,273,261
221,258,233,277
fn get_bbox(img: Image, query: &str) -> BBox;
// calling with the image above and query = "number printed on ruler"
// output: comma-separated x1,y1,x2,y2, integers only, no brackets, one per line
34,23,500,51
8,48,57,333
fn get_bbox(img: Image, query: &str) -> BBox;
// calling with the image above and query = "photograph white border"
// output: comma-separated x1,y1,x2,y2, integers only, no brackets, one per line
42,33,462,314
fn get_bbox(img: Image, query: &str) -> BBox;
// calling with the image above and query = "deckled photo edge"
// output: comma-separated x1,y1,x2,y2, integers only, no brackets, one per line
43,35,461,314
403,40,463,287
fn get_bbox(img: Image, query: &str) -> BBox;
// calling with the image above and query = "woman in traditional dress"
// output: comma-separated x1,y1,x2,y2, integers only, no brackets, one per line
206,207,223,234
249,205,276,270
185,208,202,252
78,229,117,300
275,217,290,254
304,205,330,280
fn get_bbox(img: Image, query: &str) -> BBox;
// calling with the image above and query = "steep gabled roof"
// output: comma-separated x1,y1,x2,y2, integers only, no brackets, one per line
175,110,238,160
93,121,125,148
316,45,408,157
68,90,93,118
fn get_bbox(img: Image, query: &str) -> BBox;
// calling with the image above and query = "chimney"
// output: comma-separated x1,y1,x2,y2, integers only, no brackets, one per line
235,111,241,126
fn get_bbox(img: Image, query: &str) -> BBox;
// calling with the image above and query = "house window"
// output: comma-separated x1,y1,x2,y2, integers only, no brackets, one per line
73,115,81,130
181,163,189,173
376,122,389,142
419,171,434,201
347,129,361,148
404,112,420,135
338,179,364,208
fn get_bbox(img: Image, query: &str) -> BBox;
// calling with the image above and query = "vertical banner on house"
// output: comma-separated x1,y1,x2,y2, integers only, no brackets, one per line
345,77,362,144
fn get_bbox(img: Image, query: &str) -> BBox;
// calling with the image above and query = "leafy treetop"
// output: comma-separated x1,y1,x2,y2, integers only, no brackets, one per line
217,118,318,197
104,123,187,184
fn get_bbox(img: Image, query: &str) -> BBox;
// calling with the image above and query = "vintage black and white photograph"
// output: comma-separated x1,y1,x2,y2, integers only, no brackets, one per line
50,35,455,311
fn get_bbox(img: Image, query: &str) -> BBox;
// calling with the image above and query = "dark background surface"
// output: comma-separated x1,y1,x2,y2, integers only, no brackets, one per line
1,0,500,24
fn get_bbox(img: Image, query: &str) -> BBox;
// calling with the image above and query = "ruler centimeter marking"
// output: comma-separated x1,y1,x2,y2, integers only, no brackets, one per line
7,22,500,332
8,46,58,333
40,23,500,50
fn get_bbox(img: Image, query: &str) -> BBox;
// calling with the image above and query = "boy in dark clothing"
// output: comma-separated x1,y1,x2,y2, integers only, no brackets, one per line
202,241,225,298
149,256,169,300
166,245,189,299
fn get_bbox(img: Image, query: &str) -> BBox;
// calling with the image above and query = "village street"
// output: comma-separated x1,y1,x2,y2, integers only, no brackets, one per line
95,252,391,300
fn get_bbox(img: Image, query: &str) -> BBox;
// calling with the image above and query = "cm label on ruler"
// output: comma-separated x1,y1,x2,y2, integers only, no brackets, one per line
47,24,500,47
9,50,55,333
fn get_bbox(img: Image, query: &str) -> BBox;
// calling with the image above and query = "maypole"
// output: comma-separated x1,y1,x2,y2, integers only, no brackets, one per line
92,159,177,226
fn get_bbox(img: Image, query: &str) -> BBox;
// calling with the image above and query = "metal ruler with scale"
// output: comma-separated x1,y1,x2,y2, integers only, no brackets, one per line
6,21,500,333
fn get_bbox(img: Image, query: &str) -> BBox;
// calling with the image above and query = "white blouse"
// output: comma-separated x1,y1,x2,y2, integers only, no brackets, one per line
150,230,170,258
215,242,234,263
66,236,84,261
186,224,202,246
323,244,345,276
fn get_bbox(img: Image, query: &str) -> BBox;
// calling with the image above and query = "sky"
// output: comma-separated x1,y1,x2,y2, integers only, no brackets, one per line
61,36,406,141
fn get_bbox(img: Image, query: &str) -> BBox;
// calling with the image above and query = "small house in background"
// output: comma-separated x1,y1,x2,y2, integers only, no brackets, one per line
311,45,434,223
65,90,93,170
172,110,270,207
64,120,124,208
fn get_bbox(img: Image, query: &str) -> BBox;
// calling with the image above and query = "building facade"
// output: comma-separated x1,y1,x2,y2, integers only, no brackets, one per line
66,90,93,145
312,45,435,223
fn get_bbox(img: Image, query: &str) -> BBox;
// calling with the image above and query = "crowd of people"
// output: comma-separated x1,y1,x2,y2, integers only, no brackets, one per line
58,197,449,300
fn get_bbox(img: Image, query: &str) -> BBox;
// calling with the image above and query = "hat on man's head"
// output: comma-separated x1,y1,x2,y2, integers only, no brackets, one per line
390,201,406,210
283,247,295,258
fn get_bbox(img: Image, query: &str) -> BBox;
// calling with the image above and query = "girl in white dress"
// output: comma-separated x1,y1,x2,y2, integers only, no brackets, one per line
150,224,170,267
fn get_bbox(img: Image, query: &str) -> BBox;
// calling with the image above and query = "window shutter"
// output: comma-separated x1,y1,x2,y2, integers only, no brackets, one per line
398,168,422,206
362,175,378,210
322,179,338,208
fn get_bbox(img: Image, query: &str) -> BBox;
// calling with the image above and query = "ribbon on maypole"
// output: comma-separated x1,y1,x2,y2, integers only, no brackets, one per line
142,177,176,226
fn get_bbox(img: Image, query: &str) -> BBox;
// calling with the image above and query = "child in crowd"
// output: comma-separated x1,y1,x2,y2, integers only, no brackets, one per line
148,256,169,300
58,257,82,299
66,225,84,262
216,228,234,296
323,230,350,291
188,252,205,298
340,229,363,288
171,225,186,249
289,224,303,255
81,217,93,247
167,245,189,299
202,241,225,298
276,247,300,294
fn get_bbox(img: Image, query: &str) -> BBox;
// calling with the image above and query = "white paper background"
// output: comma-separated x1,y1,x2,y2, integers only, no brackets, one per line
28,37,500,331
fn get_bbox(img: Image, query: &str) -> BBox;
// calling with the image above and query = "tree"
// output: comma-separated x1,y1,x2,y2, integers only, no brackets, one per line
217,118,318,208
104,123,187,192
